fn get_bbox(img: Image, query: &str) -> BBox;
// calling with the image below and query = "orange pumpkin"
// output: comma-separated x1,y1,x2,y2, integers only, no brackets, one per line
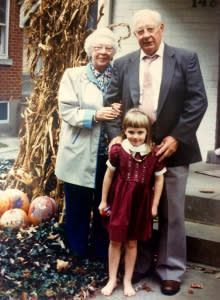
6,189,29,213
28,196,56,226
0,208,29,228
0,191,11,217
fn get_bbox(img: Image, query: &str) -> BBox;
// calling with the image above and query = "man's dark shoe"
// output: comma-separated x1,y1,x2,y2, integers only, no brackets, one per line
161,280,180,295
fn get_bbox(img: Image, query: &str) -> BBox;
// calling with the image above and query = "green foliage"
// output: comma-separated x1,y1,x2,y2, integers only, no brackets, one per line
0,220,108,299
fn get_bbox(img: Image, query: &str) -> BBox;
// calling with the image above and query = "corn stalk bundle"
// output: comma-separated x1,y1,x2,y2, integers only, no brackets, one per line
6,0,131,220
5,0,96,215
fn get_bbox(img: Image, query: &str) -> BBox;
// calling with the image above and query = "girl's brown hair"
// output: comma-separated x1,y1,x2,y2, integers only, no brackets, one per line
122,108,154,148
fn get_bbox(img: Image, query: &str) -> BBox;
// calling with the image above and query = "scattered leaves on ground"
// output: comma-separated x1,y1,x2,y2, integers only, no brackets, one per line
142,282,153,292
0,220,108,299
135,281,153,293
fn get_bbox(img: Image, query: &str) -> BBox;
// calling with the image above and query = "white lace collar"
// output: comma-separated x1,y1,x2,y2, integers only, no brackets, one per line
121,139,150,156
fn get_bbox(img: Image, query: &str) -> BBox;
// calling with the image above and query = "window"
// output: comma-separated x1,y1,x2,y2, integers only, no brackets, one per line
0,101,9,123
0,0,10,59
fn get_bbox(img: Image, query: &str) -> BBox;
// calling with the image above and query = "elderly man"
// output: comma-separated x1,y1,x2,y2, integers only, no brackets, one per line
104,9,207,295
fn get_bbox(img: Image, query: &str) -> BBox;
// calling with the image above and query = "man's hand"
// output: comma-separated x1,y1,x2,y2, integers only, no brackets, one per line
156,136,178,162
108,136,123,153
111,102,122,115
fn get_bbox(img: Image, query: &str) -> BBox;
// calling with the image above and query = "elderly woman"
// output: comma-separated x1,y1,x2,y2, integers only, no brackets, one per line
55,28,121,259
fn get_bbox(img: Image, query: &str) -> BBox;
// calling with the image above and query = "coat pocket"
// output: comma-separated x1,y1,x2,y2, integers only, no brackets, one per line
72,128,82,144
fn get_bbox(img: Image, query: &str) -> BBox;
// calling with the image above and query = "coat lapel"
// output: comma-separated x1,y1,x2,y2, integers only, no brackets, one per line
127,50,140,107
157,44,176,117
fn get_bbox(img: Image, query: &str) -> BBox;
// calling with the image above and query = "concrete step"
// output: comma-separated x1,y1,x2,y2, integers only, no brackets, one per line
185,195,220,226
185,221,220,267
185,162,220,226
153,220,220,267
206,150,220,164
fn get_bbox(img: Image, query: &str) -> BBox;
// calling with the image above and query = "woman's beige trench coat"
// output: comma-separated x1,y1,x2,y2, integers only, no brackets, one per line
55,65,104,188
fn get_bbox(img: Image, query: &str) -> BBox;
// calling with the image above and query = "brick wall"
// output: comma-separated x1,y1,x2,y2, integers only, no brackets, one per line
0,0,23,101
110,0,220,159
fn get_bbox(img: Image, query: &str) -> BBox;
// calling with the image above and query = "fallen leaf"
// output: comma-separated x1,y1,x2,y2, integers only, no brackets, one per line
47,233,58,240
16,232,24,240
43,263,51,269
57,236,66,249
29,292,38,300
20,291,28,300
20,226,37,234
56,259,69,272
88,285,95,292
54,222,59,228
74,266,86,274
190,283,203,289
17,257,25,262
188,289,194,294
67,281,76,288
1,268,6,276
10,258,15,264
21,269,31,279
142,282,153,292
15,281,22,287
203,268,216,274
45,290,54,297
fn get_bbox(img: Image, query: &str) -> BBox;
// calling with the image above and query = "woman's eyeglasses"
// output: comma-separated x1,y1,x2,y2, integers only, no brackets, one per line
93,45,114,53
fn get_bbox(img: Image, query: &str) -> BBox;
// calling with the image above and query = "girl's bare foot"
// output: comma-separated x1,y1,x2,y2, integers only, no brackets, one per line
123,280,136,297
101,280,117,296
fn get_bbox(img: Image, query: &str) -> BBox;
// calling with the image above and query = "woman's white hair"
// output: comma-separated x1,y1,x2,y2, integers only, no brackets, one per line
84,27,117,56
133,9,162,31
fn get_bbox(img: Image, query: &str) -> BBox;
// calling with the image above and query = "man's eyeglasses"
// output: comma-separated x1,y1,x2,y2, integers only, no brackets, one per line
135,26,160,37
93,45,114,53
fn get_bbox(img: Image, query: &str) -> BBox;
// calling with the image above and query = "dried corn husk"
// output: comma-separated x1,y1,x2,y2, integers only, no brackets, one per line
5,0,130,222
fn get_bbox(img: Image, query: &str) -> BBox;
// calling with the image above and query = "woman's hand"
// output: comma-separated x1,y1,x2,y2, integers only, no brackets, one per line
95,102,122,121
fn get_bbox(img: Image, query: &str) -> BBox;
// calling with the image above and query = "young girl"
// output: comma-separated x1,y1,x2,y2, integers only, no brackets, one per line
98,108,166,297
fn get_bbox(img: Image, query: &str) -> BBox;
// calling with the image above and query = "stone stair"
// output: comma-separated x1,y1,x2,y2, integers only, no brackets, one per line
184,162,220,267
153,162,220,267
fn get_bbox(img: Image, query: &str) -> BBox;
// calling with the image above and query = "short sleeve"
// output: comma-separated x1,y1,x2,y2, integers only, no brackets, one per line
106,144,121,171
155,164,167,176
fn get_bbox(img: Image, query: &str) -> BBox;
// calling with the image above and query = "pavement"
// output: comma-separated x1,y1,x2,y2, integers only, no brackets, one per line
0,136,220,299
0,136,20,160
94,264,220,300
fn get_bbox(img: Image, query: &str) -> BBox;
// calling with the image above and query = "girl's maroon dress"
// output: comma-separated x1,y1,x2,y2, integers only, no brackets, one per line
106,143,165,243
